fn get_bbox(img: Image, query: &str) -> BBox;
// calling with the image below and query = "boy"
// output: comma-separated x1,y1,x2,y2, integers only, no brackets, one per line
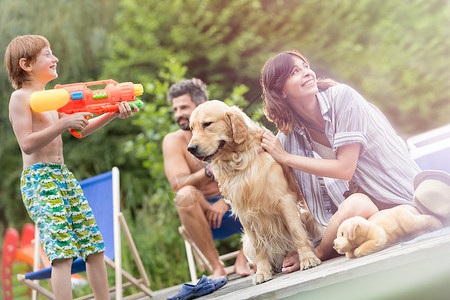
5,35,139,300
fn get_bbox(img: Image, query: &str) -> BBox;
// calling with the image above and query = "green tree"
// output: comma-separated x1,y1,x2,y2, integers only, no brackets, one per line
104,0,450,135
296,0,450,134
103,0,307,101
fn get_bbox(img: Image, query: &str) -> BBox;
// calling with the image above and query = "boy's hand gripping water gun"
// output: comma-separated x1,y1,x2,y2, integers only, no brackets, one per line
30,79,144,138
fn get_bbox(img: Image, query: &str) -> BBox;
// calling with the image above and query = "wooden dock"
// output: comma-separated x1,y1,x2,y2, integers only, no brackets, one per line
148,227,450,300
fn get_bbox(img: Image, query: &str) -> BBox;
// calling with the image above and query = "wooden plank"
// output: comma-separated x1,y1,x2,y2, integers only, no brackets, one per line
146,228,450,300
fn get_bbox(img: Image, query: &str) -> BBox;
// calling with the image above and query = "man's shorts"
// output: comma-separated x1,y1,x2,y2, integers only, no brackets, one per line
21,163,105,264
206,195,223,205
206,195,231,212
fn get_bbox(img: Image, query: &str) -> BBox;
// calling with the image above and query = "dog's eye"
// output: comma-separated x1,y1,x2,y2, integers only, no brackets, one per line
340,232,344,236
202,122,212,129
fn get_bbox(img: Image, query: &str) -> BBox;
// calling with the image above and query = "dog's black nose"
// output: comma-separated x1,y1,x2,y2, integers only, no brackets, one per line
187,144,198,156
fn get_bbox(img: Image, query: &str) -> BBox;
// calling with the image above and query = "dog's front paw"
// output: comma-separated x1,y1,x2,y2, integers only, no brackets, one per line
253,269,273,285
299,254,321,270
252,261,273,284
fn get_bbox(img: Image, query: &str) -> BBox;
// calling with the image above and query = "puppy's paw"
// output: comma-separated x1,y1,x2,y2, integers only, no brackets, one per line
353,245,377,257
299,254,321,270
353,239,385,257
353,249,364,257
353,247,370,257
253,269,273,285
345,250,356,258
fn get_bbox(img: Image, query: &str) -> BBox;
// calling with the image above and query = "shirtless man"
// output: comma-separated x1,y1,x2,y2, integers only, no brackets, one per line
162,78,253,278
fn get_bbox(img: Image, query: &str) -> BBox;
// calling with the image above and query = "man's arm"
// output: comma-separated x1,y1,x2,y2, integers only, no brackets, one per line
162,133,209,193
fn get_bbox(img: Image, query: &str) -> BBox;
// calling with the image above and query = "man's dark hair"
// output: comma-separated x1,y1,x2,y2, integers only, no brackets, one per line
167,78,208,105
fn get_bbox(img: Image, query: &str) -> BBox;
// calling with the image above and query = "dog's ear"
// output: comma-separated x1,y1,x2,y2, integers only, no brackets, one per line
225,110,248,144
347,221,359,241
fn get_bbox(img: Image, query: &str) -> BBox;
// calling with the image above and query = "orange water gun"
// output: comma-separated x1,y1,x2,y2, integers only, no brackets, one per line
30,79,144,138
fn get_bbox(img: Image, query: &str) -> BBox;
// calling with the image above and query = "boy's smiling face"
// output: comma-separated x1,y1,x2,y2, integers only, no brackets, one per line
31,47,59,82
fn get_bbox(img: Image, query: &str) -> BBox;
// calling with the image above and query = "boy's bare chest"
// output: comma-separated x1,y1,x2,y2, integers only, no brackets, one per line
32,110,59,131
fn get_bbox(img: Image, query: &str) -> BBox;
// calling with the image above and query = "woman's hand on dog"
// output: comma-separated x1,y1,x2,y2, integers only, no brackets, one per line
206,198,229,228
262,130,290,165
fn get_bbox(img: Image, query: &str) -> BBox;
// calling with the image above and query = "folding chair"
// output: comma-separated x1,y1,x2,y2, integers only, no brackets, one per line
18,167,153,300
178,212,243,283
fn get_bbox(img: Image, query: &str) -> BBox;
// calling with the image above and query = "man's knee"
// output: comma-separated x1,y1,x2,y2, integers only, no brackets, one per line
174,185,202,209
338,193,378,219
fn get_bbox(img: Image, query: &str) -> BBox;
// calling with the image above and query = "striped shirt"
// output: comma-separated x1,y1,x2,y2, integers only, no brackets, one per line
277,84,421,226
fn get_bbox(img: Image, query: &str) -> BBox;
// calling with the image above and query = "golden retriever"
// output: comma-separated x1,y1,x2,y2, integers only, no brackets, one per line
333,205,442,258
187,100,325,284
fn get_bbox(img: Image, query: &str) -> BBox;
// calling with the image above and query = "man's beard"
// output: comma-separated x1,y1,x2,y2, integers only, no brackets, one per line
177,117,190,131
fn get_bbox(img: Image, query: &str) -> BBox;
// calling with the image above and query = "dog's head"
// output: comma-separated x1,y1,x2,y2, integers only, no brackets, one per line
187,100,250,162
333,216,369,254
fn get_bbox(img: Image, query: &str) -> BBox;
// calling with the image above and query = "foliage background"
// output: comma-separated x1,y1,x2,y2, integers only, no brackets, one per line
0,0,449,293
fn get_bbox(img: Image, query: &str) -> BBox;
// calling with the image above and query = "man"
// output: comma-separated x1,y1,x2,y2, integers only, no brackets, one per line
162,78,253,278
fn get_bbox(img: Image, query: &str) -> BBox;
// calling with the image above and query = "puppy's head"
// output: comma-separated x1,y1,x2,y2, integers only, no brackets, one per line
333,216,368,254
187,100,249,162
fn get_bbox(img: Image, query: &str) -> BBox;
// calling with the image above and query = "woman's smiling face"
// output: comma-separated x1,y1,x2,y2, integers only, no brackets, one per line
282,55,318,107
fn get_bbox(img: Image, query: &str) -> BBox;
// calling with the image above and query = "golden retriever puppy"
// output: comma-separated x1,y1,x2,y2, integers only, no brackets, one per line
333,205,442,258
187,100,324,284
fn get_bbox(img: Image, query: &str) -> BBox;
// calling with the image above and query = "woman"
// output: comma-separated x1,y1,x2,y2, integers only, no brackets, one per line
260,50,421,272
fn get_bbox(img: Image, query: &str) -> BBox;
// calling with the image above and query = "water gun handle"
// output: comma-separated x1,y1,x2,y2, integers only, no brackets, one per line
69,100,143,138
70,128,83,139
70,114,94,139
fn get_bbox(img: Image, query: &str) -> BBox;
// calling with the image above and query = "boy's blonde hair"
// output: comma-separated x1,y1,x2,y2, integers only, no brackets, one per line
4,35,50,90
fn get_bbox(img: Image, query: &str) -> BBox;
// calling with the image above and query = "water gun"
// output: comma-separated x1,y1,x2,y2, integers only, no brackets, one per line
30,79,144,138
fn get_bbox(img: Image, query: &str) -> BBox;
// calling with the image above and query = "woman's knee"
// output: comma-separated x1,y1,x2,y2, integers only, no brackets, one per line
338,193,378,219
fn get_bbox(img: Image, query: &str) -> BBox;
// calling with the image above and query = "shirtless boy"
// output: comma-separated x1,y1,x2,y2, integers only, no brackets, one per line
5,35,139,300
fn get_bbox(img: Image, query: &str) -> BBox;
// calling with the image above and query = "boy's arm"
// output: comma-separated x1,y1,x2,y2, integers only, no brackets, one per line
9,91,90,155
79,102,139,137
162,133,207,193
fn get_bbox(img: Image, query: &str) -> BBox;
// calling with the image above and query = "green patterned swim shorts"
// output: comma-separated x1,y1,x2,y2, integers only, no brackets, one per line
21,163,105,264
